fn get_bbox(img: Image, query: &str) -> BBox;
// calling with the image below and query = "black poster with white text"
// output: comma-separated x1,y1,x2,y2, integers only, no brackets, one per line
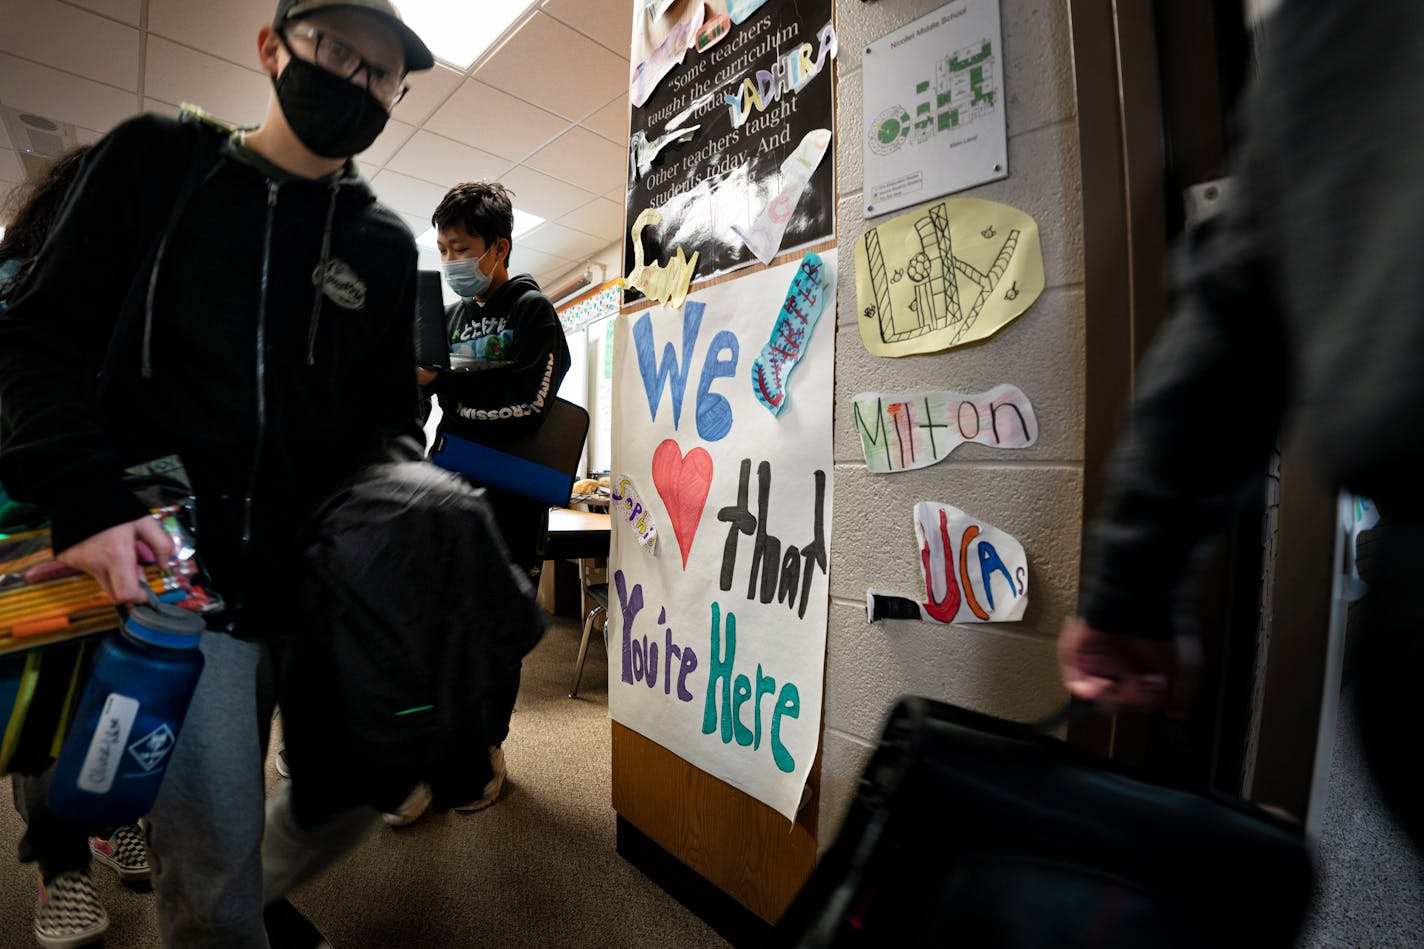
623,0,836,300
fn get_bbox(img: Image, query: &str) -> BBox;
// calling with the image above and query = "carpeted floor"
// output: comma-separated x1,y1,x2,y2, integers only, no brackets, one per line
21,621,1424,948
1298,688,1424,947
0,617,728,948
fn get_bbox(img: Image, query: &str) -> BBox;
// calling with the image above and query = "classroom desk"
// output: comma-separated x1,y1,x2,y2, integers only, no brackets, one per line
543,508,610,561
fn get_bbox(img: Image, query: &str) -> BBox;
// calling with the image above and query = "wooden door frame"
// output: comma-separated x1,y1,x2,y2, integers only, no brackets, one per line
1065,0,1166,759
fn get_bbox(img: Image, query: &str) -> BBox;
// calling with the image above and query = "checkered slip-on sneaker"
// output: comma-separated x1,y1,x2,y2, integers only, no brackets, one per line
33,870,108,949
89,823,150,883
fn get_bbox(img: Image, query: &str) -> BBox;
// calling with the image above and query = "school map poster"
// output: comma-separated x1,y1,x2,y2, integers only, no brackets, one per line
862,0,1008,216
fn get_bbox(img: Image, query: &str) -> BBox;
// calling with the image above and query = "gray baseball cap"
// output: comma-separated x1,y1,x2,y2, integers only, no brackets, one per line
274,0,435,73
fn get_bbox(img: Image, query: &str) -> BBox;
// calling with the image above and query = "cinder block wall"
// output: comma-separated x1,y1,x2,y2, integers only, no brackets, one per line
821,0,1085,844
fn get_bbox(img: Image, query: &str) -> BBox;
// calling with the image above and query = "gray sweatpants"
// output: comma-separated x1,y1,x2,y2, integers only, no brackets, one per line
144,632,379,947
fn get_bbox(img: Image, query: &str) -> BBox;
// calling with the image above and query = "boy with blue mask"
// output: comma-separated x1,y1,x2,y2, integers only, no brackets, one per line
0,1,435,944
419,180,571,450
398,182,571,827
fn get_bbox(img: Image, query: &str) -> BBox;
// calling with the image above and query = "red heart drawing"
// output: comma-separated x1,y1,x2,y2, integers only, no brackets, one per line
651,439,714,569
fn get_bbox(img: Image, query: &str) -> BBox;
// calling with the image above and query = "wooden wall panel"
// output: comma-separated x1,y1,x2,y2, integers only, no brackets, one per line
612,722,820,923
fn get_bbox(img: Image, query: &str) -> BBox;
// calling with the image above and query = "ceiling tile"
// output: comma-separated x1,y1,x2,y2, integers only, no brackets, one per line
605,184,625,202
146,0,272,68
142,98,183,119
75,127,104,146
581,96,629,146
498,164,596,220
519,221,608,262
397,211,429,238
358,118,415,170
476,13,626,121
392,63,463,126
426,80,567,163
0,0,141,91
0,53,138,132
541,0,634,58
542,258,589,289
367,169,449,219
145,37,270,128
524,126,625,195
386,131,510,189
561,196,625,241
509,246,572,281
0,118,10,149
67,0,143,26
0,147,23,183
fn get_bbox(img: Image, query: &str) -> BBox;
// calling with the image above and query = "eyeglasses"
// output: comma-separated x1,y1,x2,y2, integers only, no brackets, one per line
280,24,409,108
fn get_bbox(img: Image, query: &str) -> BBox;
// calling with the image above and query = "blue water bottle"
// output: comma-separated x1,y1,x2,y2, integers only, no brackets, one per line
47,595,205,827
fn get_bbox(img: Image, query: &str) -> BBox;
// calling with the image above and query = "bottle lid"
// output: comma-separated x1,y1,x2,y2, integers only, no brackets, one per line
124,593,205,650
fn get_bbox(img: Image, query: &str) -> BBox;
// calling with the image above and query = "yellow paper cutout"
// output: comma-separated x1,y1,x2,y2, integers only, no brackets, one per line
854,197,1044,357
619,208,700,310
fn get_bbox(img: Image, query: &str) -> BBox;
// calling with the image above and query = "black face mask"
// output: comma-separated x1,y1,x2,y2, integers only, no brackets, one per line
274,56,389,159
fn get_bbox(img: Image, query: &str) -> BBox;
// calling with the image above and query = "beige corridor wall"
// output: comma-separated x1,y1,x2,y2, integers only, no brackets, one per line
821,0,1085,842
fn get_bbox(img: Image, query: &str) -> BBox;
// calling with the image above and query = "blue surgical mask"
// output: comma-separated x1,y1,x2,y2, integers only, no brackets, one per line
441,247,494,300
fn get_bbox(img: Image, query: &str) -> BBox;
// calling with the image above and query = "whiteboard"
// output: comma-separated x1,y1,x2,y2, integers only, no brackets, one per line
558,325,590,477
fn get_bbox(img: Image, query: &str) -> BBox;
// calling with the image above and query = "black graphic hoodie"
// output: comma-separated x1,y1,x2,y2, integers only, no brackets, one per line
0,113,421,629
427,274,571,441
425,274,571,569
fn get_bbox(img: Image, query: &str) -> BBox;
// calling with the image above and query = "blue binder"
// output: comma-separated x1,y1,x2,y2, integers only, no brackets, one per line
430,398,588,507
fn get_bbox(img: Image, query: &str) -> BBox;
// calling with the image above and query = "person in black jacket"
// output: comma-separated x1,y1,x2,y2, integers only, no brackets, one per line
1,143,154,949
395,181,571,826
0,1,435,944
1059,0,1424,851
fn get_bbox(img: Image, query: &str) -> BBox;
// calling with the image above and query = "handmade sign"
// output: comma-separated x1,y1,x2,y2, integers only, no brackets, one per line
695,13,732,52
620,208,699,309
728,0,771,24
651,438,713,567
631,125,701,180
855,197,1043,357
731,128,832,265
625,0,835,288
851,384,1037,473
752,252,830,415
867,502,1027,624
724,23,837,130
610,253,837,822
862,0,1008,214
631,1,705,108
612,476,659,554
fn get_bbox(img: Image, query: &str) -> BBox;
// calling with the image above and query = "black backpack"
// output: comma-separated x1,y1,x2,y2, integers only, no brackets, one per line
278,458,546,824
778,698,1312,949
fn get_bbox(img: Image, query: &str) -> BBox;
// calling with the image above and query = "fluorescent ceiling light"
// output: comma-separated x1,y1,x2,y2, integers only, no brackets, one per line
397,0,539,69
513,209,544,238
416,209,544,249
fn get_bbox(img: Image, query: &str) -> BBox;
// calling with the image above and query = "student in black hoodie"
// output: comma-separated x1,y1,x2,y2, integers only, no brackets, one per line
0,1,435,944
395,182,571,826
1,142,158,949
1059,0,1424,853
